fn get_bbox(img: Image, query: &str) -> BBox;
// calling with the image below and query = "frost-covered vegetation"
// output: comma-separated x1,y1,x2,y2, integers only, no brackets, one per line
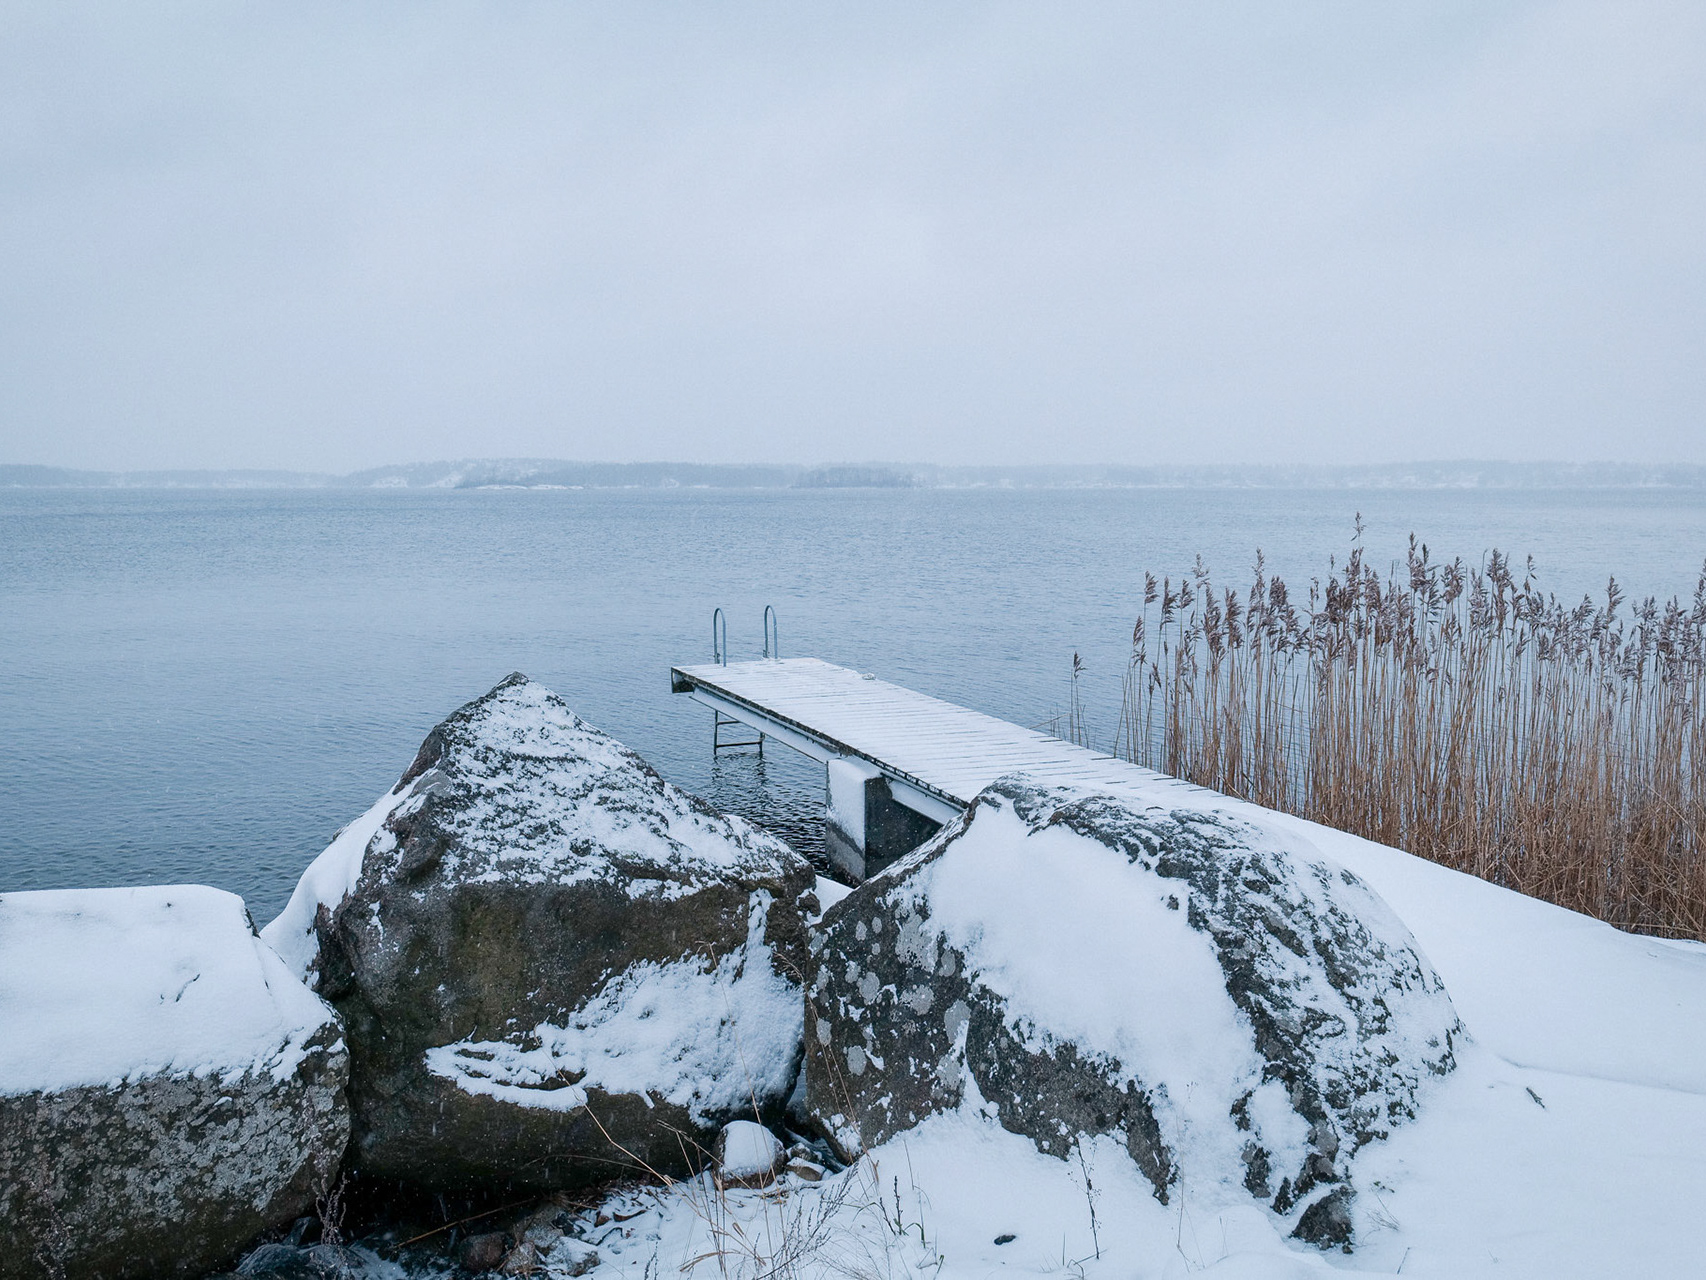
1112,525,1706,940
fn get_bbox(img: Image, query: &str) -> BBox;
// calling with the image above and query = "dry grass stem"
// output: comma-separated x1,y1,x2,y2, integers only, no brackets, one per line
1111,524,1706,940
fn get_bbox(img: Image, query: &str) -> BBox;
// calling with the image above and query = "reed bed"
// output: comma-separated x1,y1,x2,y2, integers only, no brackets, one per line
1112,521,1706,940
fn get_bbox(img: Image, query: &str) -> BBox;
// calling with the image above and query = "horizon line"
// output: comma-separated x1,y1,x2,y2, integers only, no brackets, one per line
6,457,1706,492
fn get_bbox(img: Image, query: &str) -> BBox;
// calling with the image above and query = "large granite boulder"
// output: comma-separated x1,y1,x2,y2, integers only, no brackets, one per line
263,674,815,1192
805,777,1461,1249
0,886,349,1280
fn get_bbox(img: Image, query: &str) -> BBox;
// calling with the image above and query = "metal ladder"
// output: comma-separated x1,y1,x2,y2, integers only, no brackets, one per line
709,605,778,753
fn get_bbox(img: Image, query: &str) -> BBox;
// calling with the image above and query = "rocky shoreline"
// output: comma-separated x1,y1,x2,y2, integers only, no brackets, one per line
1,674,1463,1278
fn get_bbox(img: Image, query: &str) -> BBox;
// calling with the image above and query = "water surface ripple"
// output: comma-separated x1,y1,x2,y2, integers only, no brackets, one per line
4,486,1703,919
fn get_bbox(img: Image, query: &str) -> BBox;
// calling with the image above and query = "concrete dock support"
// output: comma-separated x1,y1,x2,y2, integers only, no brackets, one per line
825,757,942,882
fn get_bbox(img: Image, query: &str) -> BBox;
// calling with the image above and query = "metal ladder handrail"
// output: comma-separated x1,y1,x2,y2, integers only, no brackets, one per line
763,605,779,659
711,605,760,752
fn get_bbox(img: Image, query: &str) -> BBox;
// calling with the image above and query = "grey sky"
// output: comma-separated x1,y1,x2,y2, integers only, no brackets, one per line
2,2,1702,472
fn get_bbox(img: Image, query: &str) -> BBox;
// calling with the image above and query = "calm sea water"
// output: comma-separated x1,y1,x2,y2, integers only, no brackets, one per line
4,486,1705,921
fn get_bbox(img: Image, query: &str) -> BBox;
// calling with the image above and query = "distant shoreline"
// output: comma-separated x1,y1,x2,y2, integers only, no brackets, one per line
6,459,1706,492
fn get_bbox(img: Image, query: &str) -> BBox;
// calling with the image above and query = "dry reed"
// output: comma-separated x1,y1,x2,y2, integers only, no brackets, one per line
1113,519,1706,940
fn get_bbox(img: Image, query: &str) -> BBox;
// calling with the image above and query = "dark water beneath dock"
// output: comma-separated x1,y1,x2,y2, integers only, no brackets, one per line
4,485,1704,920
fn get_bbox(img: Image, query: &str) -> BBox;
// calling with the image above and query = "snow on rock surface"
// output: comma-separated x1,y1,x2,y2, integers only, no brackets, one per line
806,776,1462,1249
0,885,348,1279
422,889,800,1123
1270,812,1706,1095
264,784,418,981
712,1120,785,1187
1012,771,1706,1101
263,673,815,1191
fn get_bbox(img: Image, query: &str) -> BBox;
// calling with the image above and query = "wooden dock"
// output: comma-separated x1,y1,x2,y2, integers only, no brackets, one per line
670,657,1199,877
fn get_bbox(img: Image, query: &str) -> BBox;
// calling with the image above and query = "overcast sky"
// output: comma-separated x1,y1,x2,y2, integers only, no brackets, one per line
2,2,1702,472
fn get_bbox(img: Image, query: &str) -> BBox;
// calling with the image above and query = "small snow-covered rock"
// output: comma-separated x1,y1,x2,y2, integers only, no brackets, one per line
234,1242,308,1276
0,885,349,1279
458,1232,510,1273
713,1120,785,1188
482,1227,599,1278
540,1236,599,1276
263,673,815,1190
804,776,1461,1249
233,1242,365,1278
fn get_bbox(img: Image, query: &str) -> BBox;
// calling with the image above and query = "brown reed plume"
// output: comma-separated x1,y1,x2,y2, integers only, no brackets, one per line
1114,519,1706,940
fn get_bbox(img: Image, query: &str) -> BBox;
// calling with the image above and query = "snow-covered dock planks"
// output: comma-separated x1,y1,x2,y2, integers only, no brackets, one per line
669,656,1204,826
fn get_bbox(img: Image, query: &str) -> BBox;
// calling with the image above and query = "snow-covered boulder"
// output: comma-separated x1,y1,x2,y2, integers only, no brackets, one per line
804,777,1461,1249
0,886,349,1279
263,673,815,1191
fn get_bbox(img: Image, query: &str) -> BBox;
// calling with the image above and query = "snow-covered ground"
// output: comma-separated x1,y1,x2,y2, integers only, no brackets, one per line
555,799,1706,1280
15,780,1698,1277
